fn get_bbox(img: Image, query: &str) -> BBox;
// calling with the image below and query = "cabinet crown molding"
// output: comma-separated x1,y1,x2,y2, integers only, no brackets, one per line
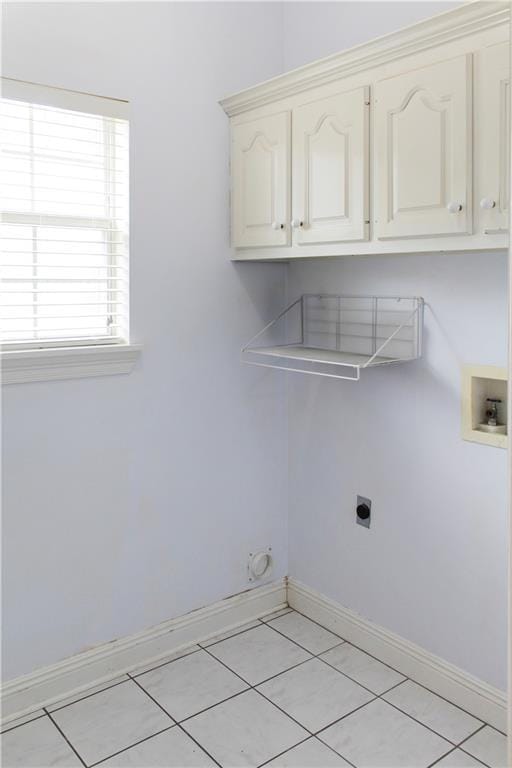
219,0,509,117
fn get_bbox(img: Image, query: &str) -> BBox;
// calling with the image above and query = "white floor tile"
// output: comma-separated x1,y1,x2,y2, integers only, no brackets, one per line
51,679,172,765
320,643,405,694
434,749,487,767
200,620,261,648
383,680,482,743
1,710,46,733
48,676,130,713
319,698,452,768
4,613,501,768
261,608,294,623
266,737,351,767
99,726,217,767
461,726,508,768
137,648,248,721
2,716,82,767
183,689,308,767
131,645,201,676
268,612,343,655
258,658,373,732
207,624,311,685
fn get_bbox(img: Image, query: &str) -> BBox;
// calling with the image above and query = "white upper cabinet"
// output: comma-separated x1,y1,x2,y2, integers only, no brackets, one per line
292,87,369,244
476,41,509,235
375,54,472,240
221,2,509,259
231,111,290,248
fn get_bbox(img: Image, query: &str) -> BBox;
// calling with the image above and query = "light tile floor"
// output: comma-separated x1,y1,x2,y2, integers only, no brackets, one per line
1,609,507,768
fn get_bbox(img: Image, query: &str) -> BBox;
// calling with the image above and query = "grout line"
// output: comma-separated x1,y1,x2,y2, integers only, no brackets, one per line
202,640,424,768
199,646,318,738
291,606,407,677
252,684,316,737
378,677,408,696
90,726,175,767
44,708,88,768
40,617,274,718
378,694,485,748
205,637,315,688
195,650,255,692
246,624,482,759
381,674,487,731
137,677,251,727
276,607,405,682
373,695,460,748
314,696,381,738
290,606,491,736
309,656,470,751
200,643,384,767
120,614,488,768
263,615,344,657
128,675,223,768
174,722,223,768
177,686,251,726
260,615,408,704
131,647,202,678
309,693,378,738
315,648,402,697
48,677,131,714
11,606,498,768
285,607,346,637
199,621,267,650
125,674,178,722
176,641,494,768
255,735,313,768
317,737,359,768
457,747,492,768
199,645,310,713
200,613,494,761
455,724,494,768
425,745,462,768
1,712,47,734
457,723,488,748
260,608,294,623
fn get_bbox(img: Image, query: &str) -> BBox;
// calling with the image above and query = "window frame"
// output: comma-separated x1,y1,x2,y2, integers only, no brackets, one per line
1,78,139,383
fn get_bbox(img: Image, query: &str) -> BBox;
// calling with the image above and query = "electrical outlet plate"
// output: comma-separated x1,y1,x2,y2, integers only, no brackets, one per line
356,495,371,528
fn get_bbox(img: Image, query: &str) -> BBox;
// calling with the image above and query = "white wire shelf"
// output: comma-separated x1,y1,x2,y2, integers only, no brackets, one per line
242,294,424,380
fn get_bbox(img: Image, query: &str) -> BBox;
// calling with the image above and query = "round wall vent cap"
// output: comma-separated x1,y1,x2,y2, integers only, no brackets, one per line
248,548,272,581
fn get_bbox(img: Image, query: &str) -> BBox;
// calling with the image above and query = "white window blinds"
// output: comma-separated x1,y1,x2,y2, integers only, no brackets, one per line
1,79,129,349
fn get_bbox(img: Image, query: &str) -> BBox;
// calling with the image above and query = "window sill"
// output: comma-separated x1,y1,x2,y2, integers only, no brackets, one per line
1,343,142,385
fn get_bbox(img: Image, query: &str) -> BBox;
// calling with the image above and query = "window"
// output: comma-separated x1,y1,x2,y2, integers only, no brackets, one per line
1,79,129,353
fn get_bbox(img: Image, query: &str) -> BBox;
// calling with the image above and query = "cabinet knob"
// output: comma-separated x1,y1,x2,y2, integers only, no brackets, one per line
480,198,496,210
271,221,284,230
447,202,462,213
291,219,304,228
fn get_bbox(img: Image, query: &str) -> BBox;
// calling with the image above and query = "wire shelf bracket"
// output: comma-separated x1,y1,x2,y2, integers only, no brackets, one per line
242,294,424,381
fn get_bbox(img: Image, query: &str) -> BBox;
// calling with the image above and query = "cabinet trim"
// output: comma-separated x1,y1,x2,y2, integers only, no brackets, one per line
220,1,508,117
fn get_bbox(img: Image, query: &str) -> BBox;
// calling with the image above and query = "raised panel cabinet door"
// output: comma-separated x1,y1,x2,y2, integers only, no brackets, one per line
375,54,472,239
292,87,369,244
232,111,290,248
477,41,509,234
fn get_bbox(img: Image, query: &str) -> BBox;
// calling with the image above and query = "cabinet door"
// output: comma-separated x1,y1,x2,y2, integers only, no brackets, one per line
477,41,509,234
375,54,472,239
232,112,290,248
292,87,369,244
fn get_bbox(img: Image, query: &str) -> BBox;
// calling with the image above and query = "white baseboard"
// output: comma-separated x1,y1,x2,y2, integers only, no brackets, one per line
288,578,507,732
1,579,286,725
3,576,507,734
